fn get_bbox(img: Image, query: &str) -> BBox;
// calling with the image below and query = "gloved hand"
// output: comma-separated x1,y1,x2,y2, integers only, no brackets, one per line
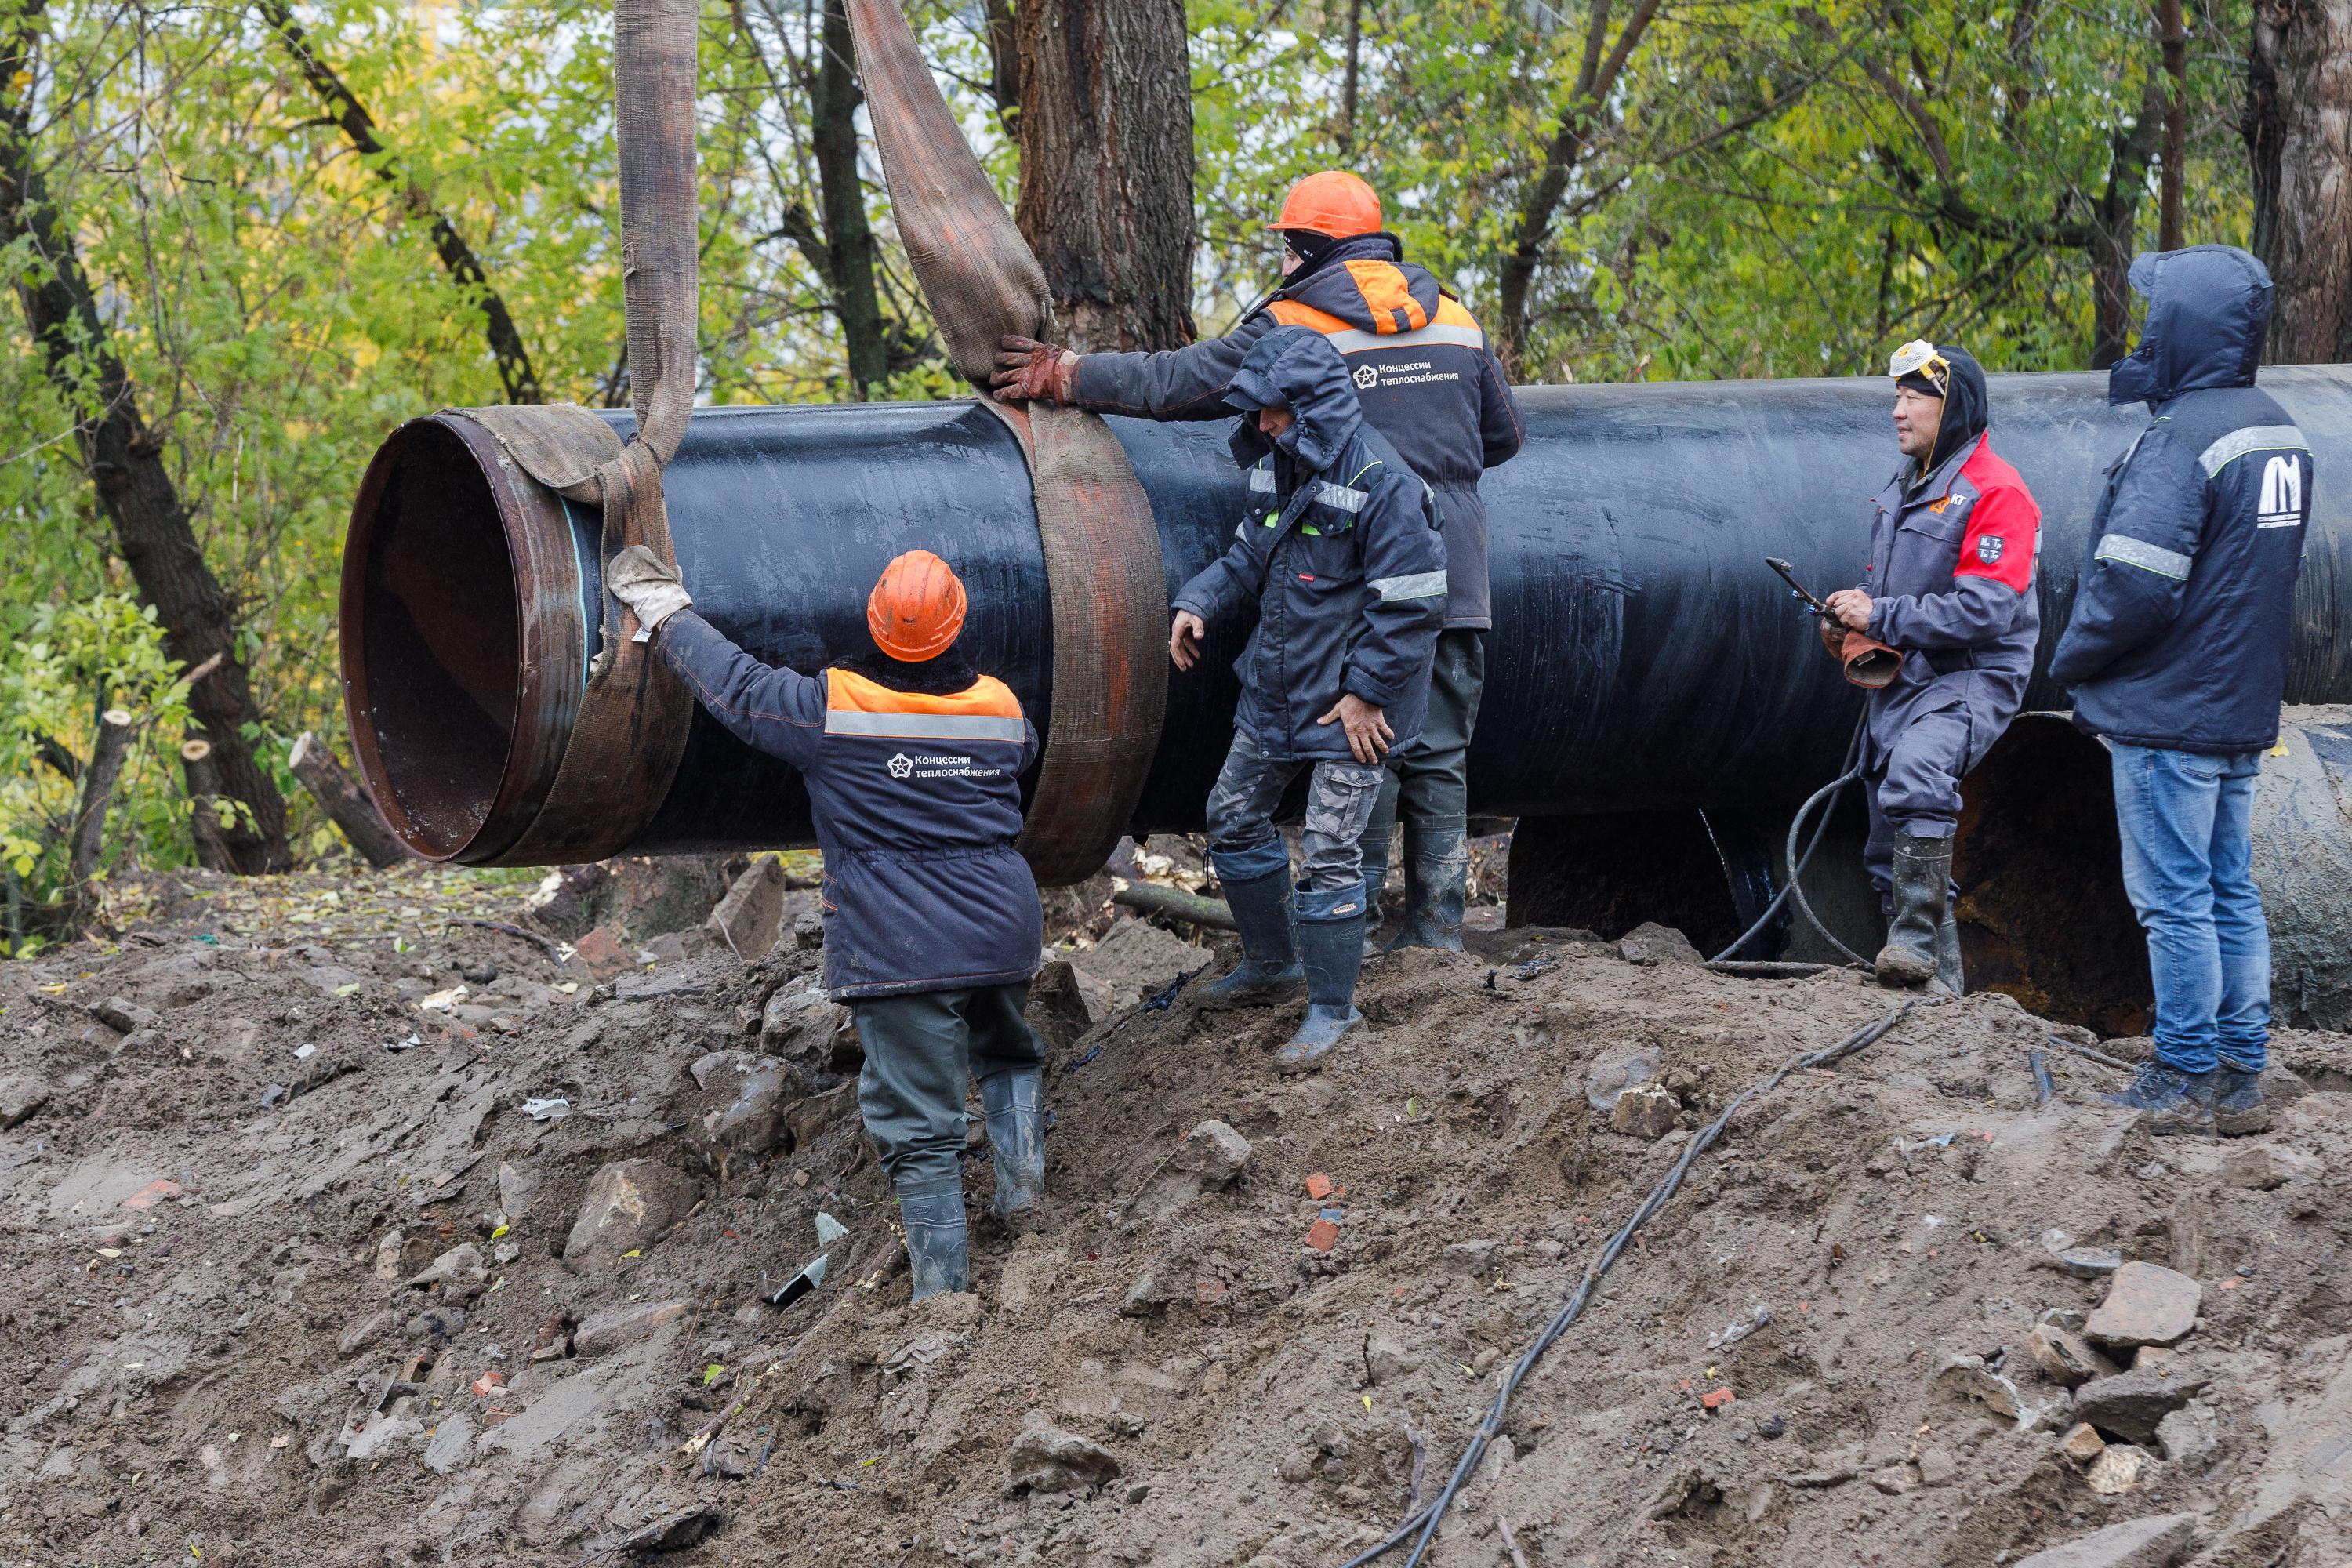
991,335,1080,404
607,544,692,639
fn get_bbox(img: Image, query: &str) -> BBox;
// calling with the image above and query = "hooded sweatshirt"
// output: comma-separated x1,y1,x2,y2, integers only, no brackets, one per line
1171,327,1449,760
1069,234,1521,629
2049,245,2314,753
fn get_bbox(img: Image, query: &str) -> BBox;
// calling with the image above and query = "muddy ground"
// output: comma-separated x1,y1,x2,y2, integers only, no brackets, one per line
0,843,2346,1567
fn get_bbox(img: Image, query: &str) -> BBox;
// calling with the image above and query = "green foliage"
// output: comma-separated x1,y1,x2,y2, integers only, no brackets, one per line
0,593,194,946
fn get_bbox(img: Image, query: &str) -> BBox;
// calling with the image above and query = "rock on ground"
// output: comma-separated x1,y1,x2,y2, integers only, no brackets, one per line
2084,1261,2203,1348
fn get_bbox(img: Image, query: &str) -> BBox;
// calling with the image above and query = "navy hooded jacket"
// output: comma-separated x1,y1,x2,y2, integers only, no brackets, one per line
652,614,1044,1000
1069,234,1522,629
1171,327,1448,760
2049,246,2314,753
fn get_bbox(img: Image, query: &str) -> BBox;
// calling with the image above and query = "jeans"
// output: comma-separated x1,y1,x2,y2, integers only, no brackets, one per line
1205,730,1387,895
851,982,1044,1194
2110,742,2270,1075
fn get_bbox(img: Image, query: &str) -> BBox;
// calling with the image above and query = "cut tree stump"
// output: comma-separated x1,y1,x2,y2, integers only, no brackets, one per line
289,731,408,867
67,708,135,910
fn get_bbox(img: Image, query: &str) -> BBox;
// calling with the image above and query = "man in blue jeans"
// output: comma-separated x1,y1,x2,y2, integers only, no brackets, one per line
2049,245,2314,1137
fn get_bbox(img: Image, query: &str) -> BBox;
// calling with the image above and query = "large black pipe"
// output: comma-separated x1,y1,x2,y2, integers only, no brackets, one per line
342,368,2352,866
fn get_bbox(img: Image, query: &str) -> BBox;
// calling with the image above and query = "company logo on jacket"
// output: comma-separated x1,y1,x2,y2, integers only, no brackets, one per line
2259,455,2303,528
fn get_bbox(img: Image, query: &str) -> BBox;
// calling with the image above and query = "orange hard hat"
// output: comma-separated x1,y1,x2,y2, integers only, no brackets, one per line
1268,171,1383,238
866,549,967,662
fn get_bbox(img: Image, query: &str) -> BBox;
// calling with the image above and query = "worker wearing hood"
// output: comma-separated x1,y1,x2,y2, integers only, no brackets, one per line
1823,342,2044,995
1166,327,1447,1073
2050,245,2313,1137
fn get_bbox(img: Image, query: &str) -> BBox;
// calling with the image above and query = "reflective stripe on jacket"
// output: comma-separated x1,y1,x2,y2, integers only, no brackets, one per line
655,615,1044,1000
1069,235,1522,628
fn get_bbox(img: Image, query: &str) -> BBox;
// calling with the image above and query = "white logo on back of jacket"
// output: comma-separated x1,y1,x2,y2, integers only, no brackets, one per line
1353,363,1379,390
887,753,914,779
2259,455,2303,528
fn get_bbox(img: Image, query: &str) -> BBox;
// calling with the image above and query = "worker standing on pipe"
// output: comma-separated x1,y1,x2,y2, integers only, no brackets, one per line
1822,343,2042,994
603,546,1047,1301
2049,246,2311,1138
1167,327,1447,1073
993,170,1521,953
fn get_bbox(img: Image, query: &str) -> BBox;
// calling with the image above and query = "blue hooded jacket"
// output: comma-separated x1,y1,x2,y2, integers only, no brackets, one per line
1171,327,1448,760
2049,245,2315,753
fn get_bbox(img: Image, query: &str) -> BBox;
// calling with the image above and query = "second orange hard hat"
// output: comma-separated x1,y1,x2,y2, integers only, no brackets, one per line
1269,171,1384,239
867,549,967,662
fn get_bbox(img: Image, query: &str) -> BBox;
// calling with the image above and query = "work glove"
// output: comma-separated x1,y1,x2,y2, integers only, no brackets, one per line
607,544,692,640
991,335,1080,404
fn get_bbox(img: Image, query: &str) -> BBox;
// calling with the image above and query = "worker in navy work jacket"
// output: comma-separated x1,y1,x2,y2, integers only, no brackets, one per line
2049,245,2313,1139
1822,342,2042,996
604,545,1045,1301
996,170,1520,956
1167,325,1447,1073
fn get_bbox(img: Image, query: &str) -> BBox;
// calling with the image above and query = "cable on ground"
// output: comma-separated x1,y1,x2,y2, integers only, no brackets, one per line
1336,998,1921,1568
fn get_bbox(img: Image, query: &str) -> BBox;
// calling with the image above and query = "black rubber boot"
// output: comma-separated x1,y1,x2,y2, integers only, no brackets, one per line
2097,1062,2217,1137
1933,909,1964,996
980,1067,1046,1221
2209,1059,2270,1137
1385,821,1468,952
1874,833,1952,988
898,1182,970,1300
1276,886,1366,1073
1200,843,1305,1004
1357,793,1398,958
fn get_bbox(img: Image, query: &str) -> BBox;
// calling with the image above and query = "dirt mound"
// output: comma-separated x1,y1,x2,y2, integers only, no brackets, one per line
0,859,2346,1566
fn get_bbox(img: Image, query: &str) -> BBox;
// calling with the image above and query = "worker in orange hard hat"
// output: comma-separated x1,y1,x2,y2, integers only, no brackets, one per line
993,169,1523,957
606,543,1047,1303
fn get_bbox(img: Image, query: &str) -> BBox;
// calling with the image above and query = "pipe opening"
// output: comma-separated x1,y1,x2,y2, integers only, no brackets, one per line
1955,713,2151,1033
344,419,524,859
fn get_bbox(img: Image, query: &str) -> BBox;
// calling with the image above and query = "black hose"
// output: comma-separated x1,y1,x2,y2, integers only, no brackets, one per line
1781,770,1871,967
1708,721,1864,966
1336,1000,1918,1568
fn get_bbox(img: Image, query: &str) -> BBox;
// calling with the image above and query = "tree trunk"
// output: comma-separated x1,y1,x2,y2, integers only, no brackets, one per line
1011,0,1197,352
1497,0,1664,371
0,5,291,873
2247,0,2352,362
2089,82,2169,368
260,1,542,403
289,731,409,868
1340,0,1363,156
812,0,889,394
2157,0,2187,249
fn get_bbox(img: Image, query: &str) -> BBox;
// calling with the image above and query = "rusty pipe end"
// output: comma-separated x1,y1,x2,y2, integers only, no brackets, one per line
340,413,587,864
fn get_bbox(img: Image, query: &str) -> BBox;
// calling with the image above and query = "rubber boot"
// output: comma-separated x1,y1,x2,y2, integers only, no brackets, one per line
1357,793,1398,958
980,1067,1046,1221
1275,884,1366,1073
2209,1058,2270,1137
1874,833,1951,988
1932,909,1965,997
1385,821,1468,952
1200,840,1305,1004
2097,1062,2216,1138
898,1182,970,1300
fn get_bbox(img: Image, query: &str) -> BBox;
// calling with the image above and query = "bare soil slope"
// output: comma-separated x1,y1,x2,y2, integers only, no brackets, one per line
0,860,2346,1568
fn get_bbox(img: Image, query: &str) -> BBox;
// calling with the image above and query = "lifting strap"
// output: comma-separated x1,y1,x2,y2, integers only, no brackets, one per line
845,0,1167,885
